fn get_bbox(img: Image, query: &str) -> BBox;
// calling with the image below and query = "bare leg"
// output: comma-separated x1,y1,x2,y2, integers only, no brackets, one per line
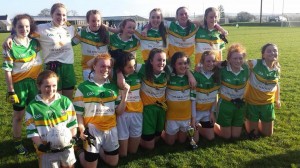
118,139,128,157
128,137,141,154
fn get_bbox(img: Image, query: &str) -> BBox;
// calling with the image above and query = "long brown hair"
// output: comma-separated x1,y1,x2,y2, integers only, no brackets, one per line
12,14,36,36
149,8,167,47
86,10,109,45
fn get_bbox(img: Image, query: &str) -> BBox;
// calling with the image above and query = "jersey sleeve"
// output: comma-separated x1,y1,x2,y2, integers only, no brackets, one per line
73,88,85,116
71,28,82,46
25,108,39,138
2,49,13,71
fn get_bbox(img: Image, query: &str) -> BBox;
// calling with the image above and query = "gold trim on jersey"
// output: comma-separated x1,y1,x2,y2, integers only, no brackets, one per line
221,81,246,90
195,39,223,44
195,86,220,94
78,35,106,47
254,73,278,84
12,65,42,82
167,84,190,91
13,53,36,63
167,28,197,40
34,110,75,126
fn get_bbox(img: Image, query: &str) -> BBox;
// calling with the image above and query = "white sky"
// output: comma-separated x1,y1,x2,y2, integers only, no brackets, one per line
1,0,298,19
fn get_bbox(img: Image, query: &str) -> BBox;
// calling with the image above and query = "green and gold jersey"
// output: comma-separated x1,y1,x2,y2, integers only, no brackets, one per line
245,59,280,105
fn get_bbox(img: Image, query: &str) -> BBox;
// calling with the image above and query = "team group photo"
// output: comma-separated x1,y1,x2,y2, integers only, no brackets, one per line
0,0,299,167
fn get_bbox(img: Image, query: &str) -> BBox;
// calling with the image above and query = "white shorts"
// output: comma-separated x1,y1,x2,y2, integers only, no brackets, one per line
83,69,93,81
117,112,143,140
196,110,210,123
41,148,76,168
84,123,119,153
165,119,190,135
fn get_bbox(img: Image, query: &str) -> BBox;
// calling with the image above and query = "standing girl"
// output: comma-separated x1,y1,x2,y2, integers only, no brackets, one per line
135,8,167,62
195,7,226,64
2,14,42,155
214,44,249,139
109,19,140,58
25,70,78,168
163,51,196,145
72,10,109,81
244,43,281,137
194,51,220,141
73,53,129,167
113,51,143,157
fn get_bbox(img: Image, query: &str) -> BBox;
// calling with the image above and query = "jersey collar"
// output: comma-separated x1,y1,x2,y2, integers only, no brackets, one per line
262,59,278,71
226,64,244,75
35,93,61,105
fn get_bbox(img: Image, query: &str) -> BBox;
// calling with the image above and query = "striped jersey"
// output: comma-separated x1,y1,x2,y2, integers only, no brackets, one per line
123,71,143,113
25,93,78,141
72,26,109,70
135,28,166,61
195,27,225,62
73,78,119,131
109,33,139,57
31,22,76,64
2,38,42,83
166,21,197,58
220,64,249,101
244,59,280,105
166,73,195,120
194,69,220,111
137,64,168,106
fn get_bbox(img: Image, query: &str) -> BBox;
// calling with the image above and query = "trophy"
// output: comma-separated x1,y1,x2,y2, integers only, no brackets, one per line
186,126,198,149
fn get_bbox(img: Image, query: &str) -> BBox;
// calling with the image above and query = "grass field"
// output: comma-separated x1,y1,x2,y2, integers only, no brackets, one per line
0,26,300,168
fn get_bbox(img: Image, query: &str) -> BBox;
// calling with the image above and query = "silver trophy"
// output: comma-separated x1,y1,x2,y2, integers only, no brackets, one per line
186,126,198,149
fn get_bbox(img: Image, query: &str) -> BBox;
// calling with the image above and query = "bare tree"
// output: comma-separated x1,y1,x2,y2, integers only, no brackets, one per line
68,10,78,16
38,8,51,16
237,12,255,22
218,5,225,18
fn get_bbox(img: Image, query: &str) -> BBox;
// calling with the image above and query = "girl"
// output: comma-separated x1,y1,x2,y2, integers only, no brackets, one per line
194,51,220,141
72,10,109,81
2,14,42,155
112,50,143,157
138,48,169,150
244,43,281,138
73,53,129,167
135,8,167,62
3,3,77,100
195,7,226,64
163,51,196,145
214,43,249,139
109,18,140,58
25,70,78,168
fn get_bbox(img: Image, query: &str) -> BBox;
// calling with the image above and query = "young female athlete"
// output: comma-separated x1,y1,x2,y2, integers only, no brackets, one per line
162,51,196,145
112,50,143,157
195,7,226,64
214,43,249,139
73,53,129,167
194,50,220,141
2,14,42,155
244,43,281,138
25,70,78,168
72,10,109,80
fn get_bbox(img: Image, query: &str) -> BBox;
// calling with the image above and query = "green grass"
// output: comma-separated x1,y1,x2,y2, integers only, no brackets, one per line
1,26,300,168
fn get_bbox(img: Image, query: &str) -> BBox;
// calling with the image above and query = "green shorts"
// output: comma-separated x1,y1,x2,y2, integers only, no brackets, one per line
245,103,275,122
142,104,166,135
216,99,245,127
45,63,76,90
13,78,38,111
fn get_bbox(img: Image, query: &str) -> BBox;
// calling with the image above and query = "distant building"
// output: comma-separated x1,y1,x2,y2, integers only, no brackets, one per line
0,15,11,32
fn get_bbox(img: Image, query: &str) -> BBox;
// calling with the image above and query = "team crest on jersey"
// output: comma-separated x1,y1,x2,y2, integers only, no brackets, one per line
47,33,54,37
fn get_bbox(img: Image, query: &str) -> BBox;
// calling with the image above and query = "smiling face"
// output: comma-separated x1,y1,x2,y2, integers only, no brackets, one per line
228,52,244,71
15,18,30,38
93,59,112,80
150,9,162,29
122,21,136,38
39,77,58,100
88,13,101,32
176,7,189,27
205,10,218,29
51,7,67,27
202,54,216,71
151,52,167,74
262,45,278,64
174,56,188,75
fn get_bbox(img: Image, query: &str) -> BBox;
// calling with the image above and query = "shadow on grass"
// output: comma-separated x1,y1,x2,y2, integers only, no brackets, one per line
245,150,300,168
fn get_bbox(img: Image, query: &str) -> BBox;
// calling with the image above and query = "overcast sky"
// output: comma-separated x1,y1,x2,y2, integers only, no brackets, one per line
1,0,298,19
